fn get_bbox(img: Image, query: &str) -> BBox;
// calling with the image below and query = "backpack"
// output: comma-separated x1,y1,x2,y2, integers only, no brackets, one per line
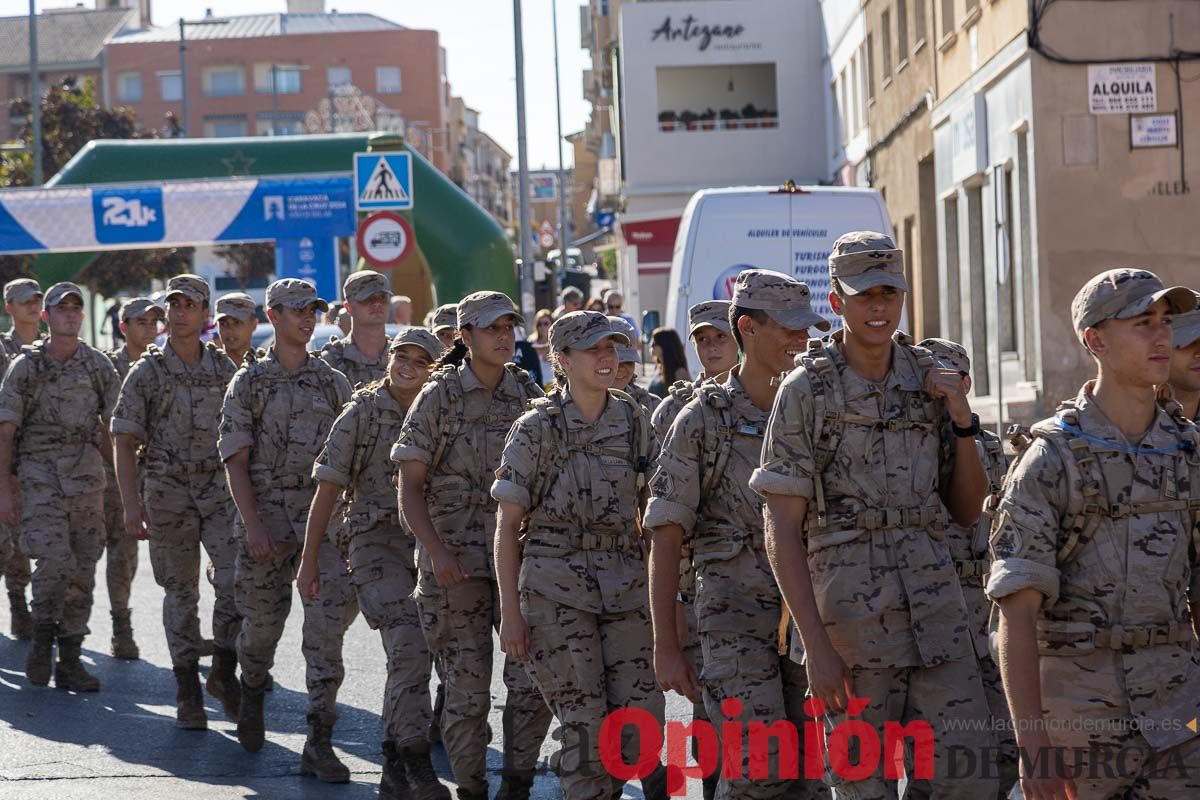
427,362,542,475
139,342,231,447
241,349,347,423
13,342,111,467
693,379,762,496
345,386,388,502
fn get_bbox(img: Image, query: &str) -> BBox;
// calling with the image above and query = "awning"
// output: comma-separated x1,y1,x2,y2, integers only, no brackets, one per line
617,215,680,264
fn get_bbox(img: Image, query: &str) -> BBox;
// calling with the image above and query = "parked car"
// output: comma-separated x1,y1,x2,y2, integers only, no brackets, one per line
251,323,414,352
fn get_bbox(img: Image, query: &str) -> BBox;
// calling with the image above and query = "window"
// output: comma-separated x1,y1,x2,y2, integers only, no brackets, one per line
965,0,979,14
203,115,248,137
897,1,909,62
866,34,875,101
116,71,142,102
859,43,870,121
849,55,860,134
881,10,893,79
376,66,402,94
158,71,181,102
598,0,609,16
256,113,305,135
203,66,245,97
655,63,778,132
944,195,961,343
254,64,302,95
327,66,351,89
941,0,955,38
914,0,927,45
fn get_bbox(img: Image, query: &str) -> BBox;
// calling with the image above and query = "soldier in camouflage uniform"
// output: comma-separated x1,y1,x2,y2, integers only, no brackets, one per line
988,269,1200,800
101,296,164,661
752,233,996,799
300,327,448,800
319,271,392,388
215,292,258,368
393,291,552,800
112,276,241,729
647,270,829,800
430,303,459,352
0,345,10,577
219,278,353,774
493,310,669,800
0,282,120,691
609,315,662,420
1166,300,1200,421
917,337,1015,797
2,278,42,640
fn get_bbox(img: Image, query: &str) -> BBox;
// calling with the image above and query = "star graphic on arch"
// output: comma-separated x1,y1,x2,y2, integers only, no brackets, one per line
221,149,257,176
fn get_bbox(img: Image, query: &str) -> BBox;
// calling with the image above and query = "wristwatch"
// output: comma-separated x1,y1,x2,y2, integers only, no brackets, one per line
952,413,980,438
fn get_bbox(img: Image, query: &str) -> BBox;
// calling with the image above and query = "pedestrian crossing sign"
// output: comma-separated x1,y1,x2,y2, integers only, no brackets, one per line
354,152,414,212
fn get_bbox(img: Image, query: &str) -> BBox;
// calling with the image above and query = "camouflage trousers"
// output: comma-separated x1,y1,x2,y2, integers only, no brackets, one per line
0,521,11,576
234,532,358,714
701,630,828,800
822,659,997,800
4,522,30,597
683,599,710,726
102,489,138,613
347,525,432,745
960,576,1017,800
20,489,104,638
144,494,239,668
521,592,665,800
416,575,552,794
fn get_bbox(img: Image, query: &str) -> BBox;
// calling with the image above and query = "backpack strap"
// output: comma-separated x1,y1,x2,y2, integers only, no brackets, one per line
347,388,383,500
428,365,465,476
523,393,570,526
668,379,696,402
697,381,737,496
798,338,843,530
505,362,542,401
609,387,651,481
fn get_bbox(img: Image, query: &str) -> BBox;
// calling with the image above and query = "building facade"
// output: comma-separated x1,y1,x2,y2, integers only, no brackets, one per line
448,97,514,234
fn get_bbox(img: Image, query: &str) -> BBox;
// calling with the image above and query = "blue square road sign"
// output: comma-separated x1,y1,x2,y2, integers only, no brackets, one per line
354,152,414,212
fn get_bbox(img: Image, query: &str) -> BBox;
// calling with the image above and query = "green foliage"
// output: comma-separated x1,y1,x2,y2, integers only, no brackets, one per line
214,242,276,289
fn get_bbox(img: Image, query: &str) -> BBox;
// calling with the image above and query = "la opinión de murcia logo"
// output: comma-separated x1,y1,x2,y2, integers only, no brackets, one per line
650,16,746,52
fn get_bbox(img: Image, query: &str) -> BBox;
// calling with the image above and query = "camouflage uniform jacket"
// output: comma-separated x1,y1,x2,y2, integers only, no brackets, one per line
645,366,778,641
0,340,120,495
313,382,408,553
218,348,352,543
112,342,237,503
986,384,1200,751
391,360,542,579
626,381,663,429
102,346,137,501
491,387,652,614
750,333,971,669
0,329,32,359
651,375,705,441
318,337,388,390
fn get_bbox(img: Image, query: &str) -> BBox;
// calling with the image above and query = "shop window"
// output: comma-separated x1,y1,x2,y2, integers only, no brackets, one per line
655,63,778,132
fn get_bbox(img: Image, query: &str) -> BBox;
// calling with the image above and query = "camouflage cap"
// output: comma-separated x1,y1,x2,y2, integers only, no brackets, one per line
919,337,971,374
4,278,42,304
1173,295,1200,349
457,291,524,328
549,310,629,353
44,281,84,309
731,269,832,332
607,315,641,363
215,292,257,322
828,231,908,295
165,273,210,304
389,327,446,361
430,303,458,332
266,278,329,312
1071,268,1196,339
343,270,392,302
120,296,166,323
687,300,732,337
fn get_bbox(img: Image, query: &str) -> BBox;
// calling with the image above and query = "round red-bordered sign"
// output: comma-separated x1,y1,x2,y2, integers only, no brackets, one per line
356,211,414,269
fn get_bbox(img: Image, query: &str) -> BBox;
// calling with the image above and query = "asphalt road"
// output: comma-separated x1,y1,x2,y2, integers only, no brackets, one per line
0,543,698,799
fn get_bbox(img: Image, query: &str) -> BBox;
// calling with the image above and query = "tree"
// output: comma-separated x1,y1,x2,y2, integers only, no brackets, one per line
214,243,275,289
76,247,194,297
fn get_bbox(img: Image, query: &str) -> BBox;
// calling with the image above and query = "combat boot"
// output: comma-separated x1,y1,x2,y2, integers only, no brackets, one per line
25,622,56,685
429,680,445,743
301,712,350,783
110,609,139,660
205,646,241,722
54,634,100,692
494,771,534,800
236,676,266,752
173,663,208,730
198,637,215,658
640,764,671,800
9,591,32,640
702,772,718,800
380,740,414,800
398,740,451,800
456,788,487,800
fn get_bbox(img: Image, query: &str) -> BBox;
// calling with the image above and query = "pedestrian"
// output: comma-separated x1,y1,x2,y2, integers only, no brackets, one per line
608,315,661,419
319,271,393,389
336,307,352,337
214,292,259,368
111,276,242,728
299,327,449,800
988,269,1200,800
752,231,997,798
604,290,638,338
102,296,166,661
918,337,1016,796
585,297,605,313
649,301,739,440
1,277,42,640
1165,296,1200,420
528,310,554,390
493,310,669,800
391,294,413,325
552,286,584,319
393,291,552,800
647,270,830,800
218,279,353,775
648,328,689,397
0,282,120,691
429,304,459,352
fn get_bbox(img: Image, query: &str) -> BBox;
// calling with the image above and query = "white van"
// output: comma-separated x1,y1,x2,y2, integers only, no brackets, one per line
663,184,896,373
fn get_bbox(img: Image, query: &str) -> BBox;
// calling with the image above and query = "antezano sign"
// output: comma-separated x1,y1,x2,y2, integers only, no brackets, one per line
356,210,413,269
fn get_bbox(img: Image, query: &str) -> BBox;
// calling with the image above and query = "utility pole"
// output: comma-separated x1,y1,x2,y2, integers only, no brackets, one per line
271,64,279,136
29,0,42,185
178,18,189,137
513,0,534,318
551,0,566,300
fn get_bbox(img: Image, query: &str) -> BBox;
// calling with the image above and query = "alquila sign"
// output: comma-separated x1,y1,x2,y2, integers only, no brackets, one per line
650,15,746,51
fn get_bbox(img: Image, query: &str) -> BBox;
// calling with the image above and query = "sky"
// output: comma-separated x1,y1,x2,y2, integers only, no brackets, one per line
20,0,590,170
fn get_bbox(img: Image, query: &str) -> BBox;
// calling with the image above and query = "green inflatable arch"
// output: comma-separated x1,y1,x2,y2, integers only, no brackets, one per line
32,132,517,307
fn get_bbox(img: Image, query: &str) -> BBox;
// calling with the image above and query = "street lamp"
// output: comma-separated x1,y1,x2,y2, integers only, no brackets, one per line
28,0,41,185
178,15,229,137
